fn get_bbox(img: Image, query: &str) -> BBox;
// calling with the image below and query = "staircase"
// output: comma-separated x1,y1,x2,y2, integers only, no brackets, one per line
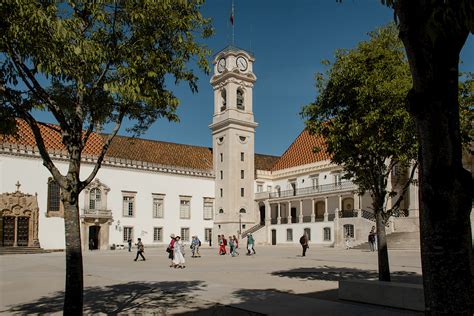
353,231,420,250
0,247,51,255
241,223,264,239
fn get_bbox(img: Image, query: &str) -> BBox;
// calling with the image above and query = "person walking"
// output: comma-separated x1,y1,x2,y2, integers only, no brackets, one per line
172,236,186,268
219,235,227,255
127,238,132,252
134,238,146,261
233,235,239,256
167,234,176,267
247,233,256,255
229,235,236,257
345,233,352,250
299,232,309,256
191,236,201,258
89,238,94,251
368,226,376,252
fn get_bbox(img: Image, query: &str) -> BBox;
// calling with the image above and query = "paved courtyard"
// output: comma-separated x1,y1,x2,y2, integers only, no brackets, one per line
0,245,423,315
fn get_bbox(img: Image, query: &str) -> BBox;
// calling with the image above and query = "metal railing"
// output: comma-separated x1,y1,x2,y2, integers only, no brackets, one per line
268,181,355,199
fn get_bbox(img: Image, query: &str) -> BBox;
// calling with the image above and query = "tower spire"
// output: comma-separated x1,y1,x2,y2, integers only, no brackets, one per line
231,0,235,45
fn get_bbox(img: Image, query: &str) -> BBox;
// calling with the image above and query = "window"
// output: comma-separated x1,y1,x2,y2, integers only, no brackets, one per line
392,164,399,176
153,227,163,242
239,208,246,213
287,229,293,241
219,208,224,214
344,224,354,238
47,178,61,213
123,227,133,242
241,188,244,197
236,88,244,110
152,194,164,218
220,153,223,162
220,89,227,112
205,228,212,242
257,184,263,193
304,228,311,241
241,170,244,179
89,188,101,210
334,173,342,186
240,152,244,161
220,170,223,180
122,195,135,217
323,227,331,241
203,198,214,220
220,188,223,197
267,185,272,192
311,175,319,190
181,227,190,242
180,197,191,219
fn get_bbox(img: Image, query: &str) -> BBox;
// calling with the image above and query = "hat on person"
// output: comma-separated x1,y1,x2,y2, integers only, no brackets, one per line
170,234,175,238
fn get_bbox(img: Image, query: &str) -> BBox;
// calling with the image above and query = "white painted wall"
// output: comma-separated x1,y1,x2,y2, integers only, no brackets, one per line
268,222,335,246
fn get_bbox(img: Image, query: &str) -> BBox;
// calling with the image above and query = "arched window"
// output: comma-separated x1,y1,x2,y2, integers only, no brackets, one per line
239,208,246,213
220,89,227,112
323,227,331,241
343,224,354,238
236,88,244,110
89,188,101,210
219,208,224,214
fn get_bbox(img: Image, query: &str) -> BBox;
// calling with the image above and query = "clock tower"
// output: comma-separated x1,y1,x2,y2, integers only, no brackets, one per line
209,46,257,244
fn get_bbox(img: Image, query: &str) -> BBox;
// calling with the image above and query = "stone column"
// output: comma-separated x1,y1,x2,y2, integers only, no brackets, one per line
338,195,343,212
354,193,360,210
324,196,329,222
264,201,271,226
277,203,281,224
299,200,303,223
13,216,18,247
287,201,292,223
311,198,316,222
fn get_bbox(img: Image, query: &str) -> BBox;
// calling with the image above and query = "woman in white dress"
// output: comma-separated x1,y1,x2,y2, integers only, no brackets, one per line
172,236,186,268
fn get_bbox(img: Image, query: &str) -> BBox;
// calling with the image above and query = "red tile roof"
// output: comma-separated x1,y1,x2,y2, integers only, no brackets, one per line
2,120,279,172
271,129,331,171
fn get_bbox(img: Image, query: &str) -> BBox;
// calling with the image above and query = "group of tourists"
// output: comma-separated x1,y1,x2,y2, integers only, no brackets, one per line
217,234,238,256
166,234,202,268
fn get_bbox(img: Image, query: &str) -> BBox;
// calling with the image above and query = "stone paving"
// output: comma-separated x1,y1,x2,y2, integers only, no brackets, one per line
0,245,423,315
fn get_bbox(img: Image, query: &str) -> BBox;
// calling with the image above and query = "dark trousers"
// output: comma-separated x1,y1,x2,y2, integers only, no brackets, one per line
302,245,308,256
134,250,145,261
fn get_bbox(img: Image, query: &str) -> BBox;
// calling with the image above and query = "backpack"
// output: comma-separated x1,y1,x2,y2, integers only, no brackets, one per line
198,240,201,246
299,236,305,245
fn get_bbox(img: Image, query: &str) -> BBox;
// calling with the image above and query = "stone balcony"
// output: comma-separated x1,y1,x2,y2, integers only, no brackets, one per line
254,181,356,201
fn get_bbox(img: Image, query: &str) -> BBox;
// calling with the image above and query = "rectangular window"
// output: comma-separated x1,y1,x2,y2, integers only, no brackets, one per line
220,170,223,180
205,228,212,242
286,229,293,241
47,179,61,212
311,175,319,189
181,227,190,242
324,227,331,241
267,185,272,192
257,184,263,193
241,188,244,197
241,152,244,161
123,227,133,242
153,227,163,242
304,228,311,241
180,197,191,219
203,198,214,220
220,153,223,162
152,195,164,218
241,170,244,179
334,173,342,186
220,188,223,197
122,196,135,217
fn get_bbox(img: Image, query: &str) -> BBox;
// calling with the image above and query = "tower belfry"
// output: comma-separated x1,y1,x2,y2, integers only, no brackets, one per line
209,46,257,241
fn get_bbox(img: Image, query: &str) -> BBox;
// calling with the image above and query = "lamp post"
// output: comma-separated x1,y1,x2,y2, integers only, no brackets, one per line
239,213,242,237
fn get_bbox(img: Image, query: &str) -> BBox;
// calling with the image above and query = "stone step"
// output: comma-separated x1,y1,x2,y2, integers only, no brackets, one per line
0,247,51,255
353,231,420,250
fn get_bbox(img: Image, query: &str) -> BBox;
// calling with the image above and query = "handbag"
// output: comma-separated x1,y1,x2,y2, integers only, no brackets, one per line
166,247,171,253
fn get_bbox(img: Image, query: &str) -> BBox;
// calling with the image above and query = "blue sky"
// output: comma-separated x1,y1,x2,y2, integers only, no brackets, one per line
33,1,474,157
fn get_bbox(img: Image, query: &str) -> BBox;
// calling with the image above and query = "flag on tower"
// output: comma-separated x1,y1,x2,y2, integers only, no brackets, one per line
230,6,234,25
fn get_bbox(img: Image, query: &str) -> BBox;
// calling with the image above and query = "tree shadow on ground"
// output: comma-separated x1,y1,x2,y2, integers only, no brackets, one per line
5,280,208,315
271,265,422,284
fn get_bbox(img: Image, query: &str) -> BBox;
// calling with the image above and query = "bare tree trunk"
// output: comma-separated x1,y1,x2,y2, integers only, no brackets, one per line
376,210,390,282
62,189,83,315
395,2,473,314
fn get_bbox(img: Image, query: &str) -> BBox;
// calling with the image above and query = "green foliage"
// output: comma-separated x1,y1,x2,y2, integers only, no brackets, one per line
302,23,416,205
0,0,213,136
459,72,474,152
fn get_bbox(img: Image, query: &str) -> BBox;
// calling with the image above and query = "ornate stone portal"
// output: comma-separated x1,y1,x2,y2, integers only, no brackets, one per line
0,182,40,247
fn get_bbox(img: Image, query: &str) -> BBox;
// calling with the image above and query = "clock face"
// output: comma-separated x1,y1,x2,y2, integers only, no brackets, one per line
217,58,226,73
236,56,248,71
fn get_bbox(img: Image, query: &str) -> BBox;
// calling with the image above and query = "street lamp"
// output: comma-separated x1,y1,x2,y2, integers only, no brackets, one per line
239,213,242,237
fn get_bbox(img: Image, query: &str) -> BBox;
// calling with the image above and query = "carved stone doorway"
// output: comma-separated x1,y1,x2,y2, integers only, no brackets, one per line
0,183,40,248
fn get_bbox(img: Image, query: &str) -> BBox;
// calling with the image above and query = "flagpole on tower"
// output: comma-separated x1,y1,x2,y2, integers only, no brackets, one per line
231,0,235,45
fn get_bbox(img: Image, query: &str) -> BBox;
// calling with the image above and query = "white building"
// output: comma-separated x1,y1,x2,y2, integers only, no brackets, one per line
0,46,423,251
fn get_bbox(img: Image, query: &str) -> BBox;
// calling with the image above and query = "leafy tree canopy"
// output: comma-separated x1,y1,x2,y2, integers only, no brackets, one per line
302,23,416,200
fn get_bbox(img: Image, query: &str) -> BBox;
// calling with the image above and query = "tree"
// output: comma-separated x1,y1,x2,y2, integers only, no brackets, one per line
381,1,473,313
302,23,417,281
0,1,212,314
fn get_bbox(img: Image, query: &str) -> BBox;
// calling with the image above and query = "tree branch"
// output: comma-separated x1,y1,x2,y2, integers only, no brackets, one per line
79,109,125,190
